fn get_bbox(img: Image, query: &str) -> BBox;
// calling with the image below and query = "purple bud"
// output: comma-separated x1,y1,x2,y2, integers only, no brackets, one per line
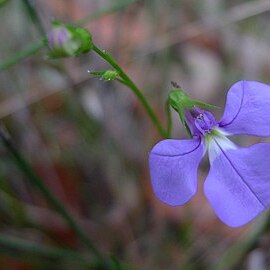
47,26,71,52
47,22,93,58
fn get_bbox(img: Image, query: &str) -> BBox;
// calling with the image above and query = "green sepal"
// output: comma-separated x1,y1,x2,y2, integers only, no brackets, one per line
177,107,192,138
191,100,219,110
169,89,192,111
168,89,193,137
169,89,218,111
90,69,118,81
168,87,217,137
67,24,93,55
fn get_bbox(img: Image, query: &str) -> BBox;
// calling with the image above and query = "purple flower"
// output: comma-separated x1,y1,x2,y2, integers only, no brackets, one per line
47,25,77,57
149,81,270,227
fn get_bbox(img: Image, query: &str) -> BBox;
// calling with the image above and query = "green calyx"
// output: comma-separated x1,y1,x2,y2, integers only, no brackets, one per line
168,89,218,113
90,69,118,81
70,25,93,54
168,89,192,136
168,85,218,137
169,90,193,111
101,70,118,80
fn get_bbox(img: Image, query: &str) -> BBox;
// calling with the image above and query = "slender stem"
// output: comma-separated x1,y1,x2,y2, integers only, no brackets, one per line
0,128,112,269
21,0,46,36
0,38,45,71
165,99,172,137
0,233,94,266
93,45,168,138
0,0,138,72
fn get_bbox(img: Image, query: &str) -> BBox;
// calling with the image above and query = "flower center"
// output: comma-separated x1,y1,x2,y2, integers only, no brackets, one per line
186,108,217,136
194,111,216,135
205,130,237,164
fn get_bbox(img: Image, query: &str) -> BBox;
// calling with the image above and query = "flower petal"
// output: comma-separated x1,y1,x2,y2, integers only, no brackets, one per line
149,138,204,206
204,142,270,227
219,80,270,136
207,132,237,164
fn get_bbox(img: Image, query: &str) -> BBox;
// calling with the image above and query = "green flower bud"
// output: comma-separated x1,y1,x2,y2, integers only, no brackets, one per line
47,21,93,58
90,69,118,81
102,70,118,80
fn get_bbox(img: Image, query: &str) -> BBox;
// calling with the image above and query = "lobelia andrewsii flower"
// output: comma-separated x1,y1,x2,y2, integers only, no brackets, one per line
149,80,270,227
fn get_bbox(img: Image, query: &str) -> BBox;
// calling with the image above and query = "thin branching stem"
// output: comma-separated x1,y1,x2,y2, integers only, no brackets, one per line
165,99,172,138
0,128,112,269
0,233,94,266
93,44,168,138
0,0,139,72
0,39,45,71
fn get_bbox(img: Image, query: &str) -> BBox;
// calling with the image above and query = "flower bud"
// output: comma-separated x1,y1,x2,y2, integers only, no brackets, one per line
102,70,118,81
47,22,93,58
90,69,118,81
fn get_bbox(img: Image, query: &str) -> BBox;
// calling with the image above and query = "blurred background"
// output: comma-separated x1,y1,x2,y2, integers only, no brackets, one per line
1,0,270,269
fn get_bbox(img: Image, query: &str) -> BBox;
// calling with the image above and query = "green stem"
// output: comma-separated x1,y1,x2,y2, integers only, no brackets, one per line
0,38,45,71
0,233,94,266
93,45,168,138
0,128,111,269
165,99,172,137
21,0,46,36
0,0,138,72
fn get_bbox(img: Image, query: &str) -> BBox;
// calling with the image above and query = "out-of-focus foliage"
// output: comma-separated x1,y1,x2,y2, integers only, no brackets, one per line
1,0,270,269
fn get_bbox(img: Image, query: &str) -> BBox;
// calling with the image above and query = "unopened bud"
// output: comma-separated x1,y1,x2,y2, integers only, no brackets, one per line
102,70,118,81
47,22,93,58
90,69,118,81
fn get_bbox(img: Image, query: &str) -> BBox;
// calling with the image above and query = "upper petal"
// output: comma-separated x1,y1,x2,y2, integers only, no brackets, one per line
204,141,270,227
219,80,270,136
149,138,204,206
